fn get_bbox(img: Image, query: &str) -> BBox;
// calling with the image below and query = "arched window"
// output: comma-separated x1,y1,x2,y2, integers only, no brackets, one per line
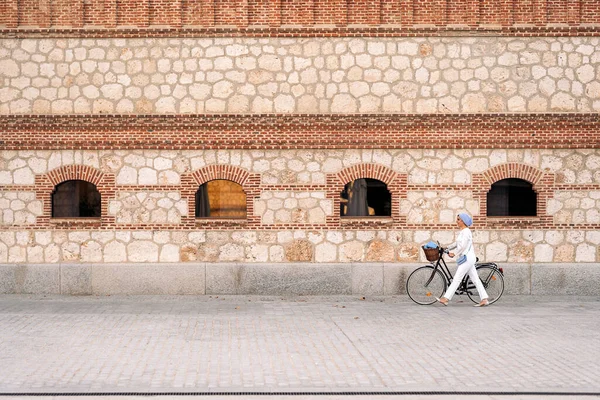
196,179,247,218
487,178,537,216
52,180,101,218
340,178,391,217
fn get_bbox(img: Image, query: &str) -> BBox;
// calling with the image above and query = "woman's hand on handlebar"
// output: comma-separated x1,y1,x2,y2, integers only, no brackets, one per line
441,248,454,257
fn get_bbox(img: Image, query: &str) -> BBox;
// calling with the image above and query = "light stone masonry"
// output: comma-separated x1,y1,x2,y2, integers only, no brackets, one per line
254,191,333,224
3,149,600,186
3,149,600,227
401,190,479,224
2,37,600,114
0,229,598,264
547,190,600,224
0,192,42,226
108,191,188,224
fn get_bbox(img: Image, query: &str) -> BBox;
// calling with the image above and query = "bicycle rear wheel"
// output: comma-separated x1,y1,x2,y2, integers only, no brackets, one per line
467,266,504,304
406,266,447,305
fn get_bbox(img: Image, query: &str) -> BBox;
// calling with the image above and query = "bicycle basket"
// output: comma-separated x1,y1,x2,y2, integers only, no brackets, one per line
422,246,440,262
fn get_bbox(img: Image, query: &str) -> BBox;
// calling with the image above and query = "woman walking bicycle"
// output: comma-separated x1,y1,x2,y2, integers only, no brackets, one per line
437,213,489,307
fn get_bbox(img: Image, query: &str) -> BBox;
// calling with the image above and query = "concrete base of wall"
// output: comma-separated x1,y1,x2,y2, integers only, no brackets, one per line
0,263,599,296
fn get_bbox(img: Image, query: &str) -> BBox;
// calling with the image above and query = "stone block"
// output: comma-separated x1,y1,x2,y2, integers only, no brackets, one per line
499,263,531,295
0,264,17,293
284,240,313,262
206,263,351,295
60,264,92,295
92,263,205,295
22,264,60,294
351,263,383,296
365,240,395,262
0,264,59,294
383,263,421,295
531,263,600,296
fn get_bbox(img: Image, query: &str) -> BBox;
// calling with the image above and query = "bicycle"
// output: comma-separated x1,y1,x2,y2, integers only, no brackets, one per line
406,245,505,305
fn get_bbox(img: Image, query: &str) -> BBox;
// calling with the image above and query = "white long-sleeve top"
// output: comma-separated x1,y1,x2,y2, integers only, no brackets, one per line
448,227,475,259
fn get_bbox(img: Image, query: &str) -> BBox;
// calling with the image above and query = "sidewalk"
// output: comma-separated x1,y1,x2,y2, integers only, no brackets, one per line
0,295,598,398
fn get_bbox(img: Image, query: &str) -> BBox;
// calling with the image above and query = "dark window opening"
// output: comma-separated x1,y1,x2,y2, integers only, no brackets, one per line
196,180,247,218
52,180,101,218
340,178,391,217
487,178,537,217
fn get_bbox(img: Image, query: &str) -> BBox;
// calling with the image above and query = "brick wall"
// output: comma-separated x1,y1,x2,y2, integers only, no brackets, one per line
117,0,149,27
1,0,599,29
281,0,313,25
0,2,7,26
2,114,599,150
1,146,600,264
215,0,248,26
149,0,182,27
582,0,600,24
182,0,214,26
1,0,600,270
51,0,83,27
248,0,280,26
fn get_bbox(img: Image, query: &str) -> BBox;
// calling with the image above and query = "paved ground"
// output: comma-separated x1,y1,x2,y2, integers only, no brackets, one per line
0,295,598,399
0,396,596,400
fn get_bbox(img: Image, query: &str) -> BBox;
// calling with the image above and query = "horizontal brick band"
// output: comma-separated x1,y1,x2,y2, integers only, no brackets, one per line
1,0,599,34
2,26,600,39
1,114,599,150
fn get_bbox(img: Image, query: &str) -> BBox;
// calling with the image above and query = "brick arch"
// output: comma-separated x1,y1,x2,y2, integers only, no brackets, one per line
183,165,260,225
190,165,252,187
328,163,406,222
46,165,105,186
39,165,107,223
480,163,546,186
474,163,555,222
335,164,399,186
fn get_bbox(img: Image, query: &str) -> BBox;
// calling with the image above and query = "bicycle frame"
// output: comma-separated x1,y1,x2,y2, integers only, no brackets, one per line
429,251,502,296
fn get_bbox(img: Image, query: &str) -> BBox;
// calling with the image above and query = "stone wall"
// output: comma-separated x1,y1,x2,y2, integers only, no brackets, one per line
3,149,600,186
547,190,600,224
0,192,43,226
2,37,600,115
0,228,599,264
254,191,333,225
107,191,188,224
2,2,600,295
401,190,479,224
0,148,599,265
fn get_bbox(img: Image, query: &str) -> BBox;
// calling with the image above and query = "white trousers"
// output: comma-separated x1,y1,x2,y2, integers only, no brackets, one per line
443,255,488,301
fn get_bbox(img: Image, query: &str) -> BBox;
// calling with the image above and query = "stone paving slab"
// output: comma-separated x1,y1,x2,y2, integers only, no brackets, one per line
1,396,599,400
0,295,598,396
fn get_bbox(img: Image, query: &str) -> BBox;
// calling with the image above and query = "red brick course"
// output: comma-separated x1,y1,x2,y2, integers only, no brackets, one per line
1,0,598,33
3,25,600,38
2,114,599,151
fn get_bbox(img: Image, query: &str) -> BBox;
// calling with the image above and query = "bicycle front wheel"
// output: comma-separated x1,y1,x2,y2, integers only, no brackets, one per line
467,266,505,304
406,266,447,305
